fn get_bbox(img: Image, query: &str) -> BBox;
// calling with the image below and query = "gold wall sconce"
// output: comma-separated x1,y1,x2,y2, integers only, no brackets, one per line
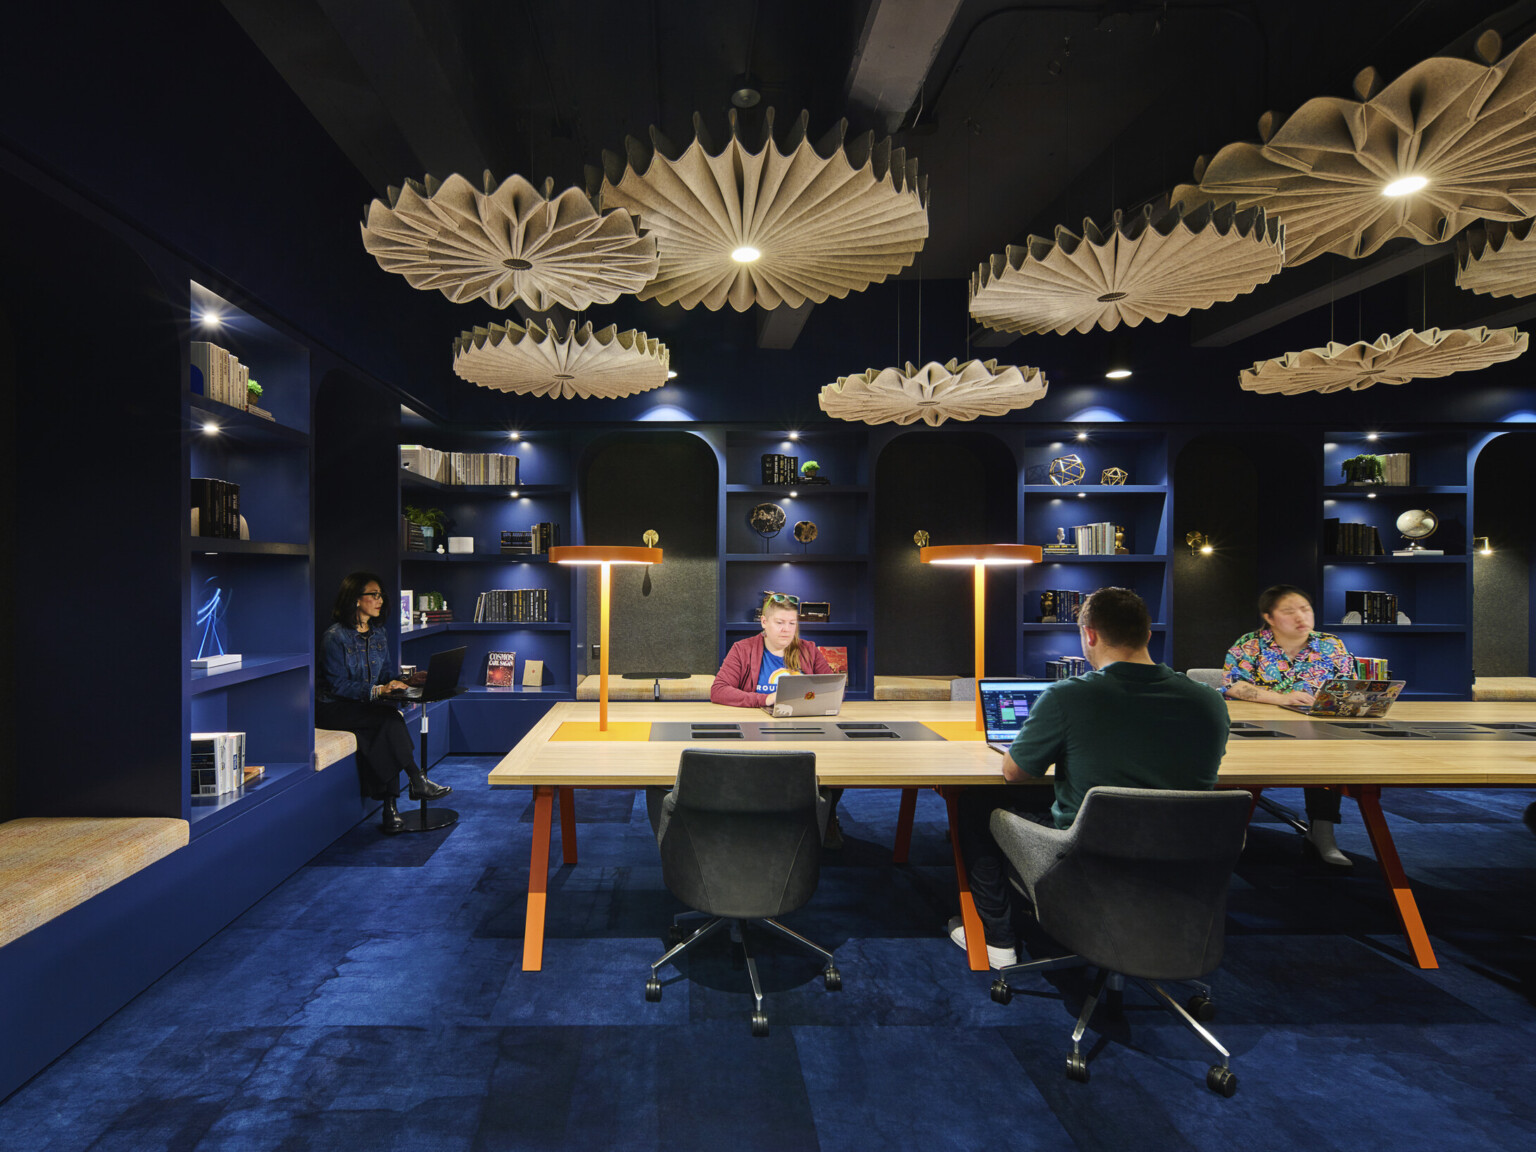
1186,531,1213,556
913,530,930,549
1474,536,1492,555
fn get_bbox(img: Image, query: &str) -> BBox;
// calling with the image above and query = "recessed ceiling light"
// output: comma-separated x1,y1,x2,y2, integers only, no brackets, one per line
731,246,761,263
1075,431,1088,441
787,431,798,441
509,431,520,441
202,422,219,434
200,311,221,326
789,490,798,498
1365,432,1379,441
1383,175,1428,197
1366,492,1377,499
509,490,519,498
1105,368,1133,380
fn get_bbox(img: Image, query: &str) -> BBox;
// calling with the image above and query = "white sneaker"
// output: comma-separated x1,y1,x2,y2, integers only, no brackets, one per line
947,915,1017,969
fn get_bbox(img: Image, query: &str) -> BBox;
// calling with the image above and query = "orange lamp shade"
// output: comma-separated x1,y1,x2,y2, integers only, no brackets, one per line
919,544,1041,565
548,545,663,565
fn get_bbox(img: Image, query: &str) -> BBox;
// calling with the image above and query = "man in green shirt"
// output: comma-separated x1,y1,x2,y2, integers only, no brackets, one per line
949,587,1230,968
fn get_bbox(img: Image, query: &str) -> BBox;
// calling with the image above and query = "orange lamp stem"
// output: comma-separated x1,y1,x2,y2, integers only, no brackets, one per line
973,562,986,730
599,561,612,731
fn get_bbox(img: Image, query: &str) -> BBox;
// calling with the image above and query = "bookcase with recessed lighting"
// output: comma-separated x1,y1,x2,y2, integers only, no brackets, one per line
721,429,873,696
1016,429,1172,678
184,281,316,832
1318,430,1472,699
396,429,578,745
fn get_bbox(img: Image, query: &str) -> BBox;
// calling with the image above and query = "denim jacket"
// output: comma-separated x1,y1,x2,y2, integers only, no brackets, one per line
318,622,393,703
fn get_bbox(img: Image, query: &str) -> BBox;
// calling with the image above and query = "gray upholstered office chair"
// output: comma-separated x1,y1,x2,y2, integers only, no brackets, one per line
1184,667,1226,692
645,749,841,1036
988,786,1252,1096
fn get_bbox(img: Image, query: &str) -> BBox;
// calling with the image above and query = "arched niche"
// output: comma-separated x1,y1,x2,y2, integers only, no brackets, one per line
1171,430,1316,672
578,431,719,675
873,429,1016,676
1472,432,1535,679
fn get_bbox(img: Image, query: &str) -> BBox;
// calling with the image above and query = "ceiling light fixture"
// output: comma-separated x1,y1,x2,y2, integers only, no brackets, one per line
453,319,670,400
509,431,520,440
1383,175,1428,198
731,246,762,263
202,422,219,435
1366,432,1379,440
1075,432,1088,441
1105,368,1133,379
819,359,1048,426
787,431,799,440
1239,326,1528,394
666,369,678,379
730,74,761,109
200,312,221,326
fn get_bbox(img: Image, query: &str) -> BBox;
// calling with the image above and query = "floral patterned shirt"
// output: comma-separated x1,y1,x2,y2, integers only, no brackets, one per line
1222,629,1353,695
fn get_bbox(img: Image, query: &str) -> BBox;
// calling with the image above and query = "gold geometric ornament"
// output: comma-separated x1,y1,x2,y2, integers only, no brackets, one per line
818,359,1047,427
1172,31,1536,266
1050,455,1086,486
1456,218,1536,298
968,200,1282,335
590,107,929,311
1239,326,1527,395
361,172,659,311
1101,468,1128,485
452,320,670,400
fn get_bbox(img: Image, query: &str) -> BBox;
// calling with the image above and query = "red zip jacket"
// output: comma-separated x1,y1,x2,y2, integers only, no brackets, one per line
710,633,834,706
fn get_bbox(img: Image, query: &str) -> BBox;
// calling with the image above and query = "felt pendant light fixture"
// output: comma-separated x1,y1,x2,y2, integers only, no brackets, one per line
1238,326,1527,394
968,200,1283,335
452,320,670,400
1456,218,1536,298
361,172,659,311
590,107,929,311
818,359,1047,426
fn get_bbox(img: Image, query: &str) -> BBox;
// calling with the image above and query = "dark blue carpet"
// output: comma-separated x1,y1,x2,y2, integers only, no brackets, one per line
2,768,1534,1151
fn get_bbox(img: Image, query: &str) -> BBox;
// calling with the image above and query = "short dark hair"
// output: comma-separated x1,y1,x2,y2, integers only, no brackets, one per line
1078,586,1151,649
332,570,386,627
1257,583,1312,619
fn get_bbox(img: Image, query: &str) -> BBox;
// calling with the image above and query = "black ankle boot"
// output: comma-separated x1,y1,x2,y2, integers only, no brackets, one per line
406,767,451,801
380,796,404,834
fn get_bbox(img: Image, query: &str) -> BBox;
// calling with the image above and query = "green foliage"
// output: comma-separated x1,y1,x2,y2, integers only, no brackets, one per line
246,380,263,397
800,460,820,476
1340,454,1384,483
404,505,447,531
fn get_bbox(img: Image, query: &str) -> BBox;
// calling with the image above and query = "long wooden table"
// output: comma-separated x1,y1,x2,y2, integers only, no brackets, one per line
488,699,1536,972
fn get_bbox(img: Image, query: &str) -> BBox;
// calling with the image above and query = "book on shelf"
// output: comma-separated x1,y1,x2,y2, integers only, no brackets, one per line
399,446,518,486
1353,656,1389,678
761,453,798,485
191,652,241,671
1344,589,1399,624
821,646,849,675
190,477,242,539
1045,656,1089,680
522,659,544,686
485,651,516,687
190,732,245,797
189,342,250,410
500,523,562,554
1324,518,1384,556
1037,589,1084,623
1072,522,1124,555
245,403,275,422
1379,453,1411,486
400,589,413,630
473,588,551,622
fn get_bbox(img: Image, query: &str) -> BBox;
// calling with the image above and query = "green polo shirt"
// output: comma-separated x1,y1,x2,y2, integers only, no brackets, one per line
1008,661,1230,828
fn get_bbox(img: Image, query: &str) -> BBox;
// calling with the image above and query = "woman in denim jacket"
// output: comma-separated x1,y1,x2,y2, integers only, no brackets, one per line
317,571,450,833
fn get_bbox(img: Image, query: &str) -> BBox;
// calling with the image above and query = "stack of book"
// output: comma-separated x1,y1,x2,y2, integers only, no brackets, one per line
1377,452,1411,485
191,477,241,538
1345,590,1399,623
190,731,246,798
500,523,562,554
474,588,551,622
1046,656,1090,680
1324,519,1384,556
1038,589,1085,623
1073,522,1123,555
1354,656,1390,678
402,517,428,551
418,608,454,626
398,446,520,486
189,342,251,409
761,453,798,484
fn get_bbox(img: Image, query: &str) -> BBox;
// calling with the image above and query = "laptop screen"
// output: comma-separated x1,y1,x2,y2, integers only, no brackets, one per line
979,679,1054,744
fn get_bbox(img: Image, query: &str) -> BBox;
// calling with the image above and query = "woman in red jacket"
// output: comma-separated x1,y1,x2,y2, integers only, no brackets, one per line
710,592,844,847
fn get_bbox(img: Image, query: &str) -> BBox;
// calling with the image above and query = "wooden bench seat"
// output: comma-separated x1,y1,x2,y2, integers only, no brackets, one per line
873,675,964,701
315,728,358,770
0,817,189,948
1472,677,1536,702
577,674,715,702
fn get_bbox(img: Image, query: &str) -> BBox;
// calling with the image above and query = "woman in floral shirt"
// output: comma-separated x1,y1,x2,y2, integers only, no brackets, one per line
1223,584,1355,869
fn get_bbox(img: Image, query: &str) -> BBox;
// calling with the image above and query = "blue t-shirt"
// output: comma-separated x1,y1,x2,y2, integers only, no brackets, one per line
756,649,787,694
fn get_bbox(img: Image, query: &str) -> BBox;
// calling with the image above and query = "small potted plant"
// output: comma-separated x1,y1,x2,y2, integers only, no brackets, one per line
800,459,829,484
1340,454,1385,485
246,379,263,409
404,505,448,552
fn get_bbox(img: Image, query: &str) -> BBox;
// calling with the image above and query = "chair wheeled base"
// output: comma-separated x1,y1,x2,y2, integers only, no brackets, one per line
990,954,1236,1096
645,911,841,1037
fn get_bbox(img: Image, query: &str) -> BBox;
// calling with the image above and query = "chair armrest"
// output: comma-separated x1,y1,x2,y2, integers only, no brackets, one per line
990,809,1073,900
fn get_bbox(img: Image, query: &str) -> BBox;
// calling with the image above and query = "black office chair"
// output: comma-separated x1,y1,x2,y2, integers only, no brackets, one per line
644,749,841,1036
987,786,1252,1096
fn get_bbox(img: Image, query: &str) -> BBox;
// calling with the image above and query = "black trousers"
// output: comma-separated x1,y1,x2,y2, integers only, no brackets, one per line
1305,786,1343,824
316,698,418,800
957,785,1056,948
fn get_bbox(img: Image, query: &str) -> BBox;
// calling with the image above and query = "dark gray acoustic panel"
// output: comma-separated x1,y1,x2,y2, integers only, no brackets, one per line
873,431,1016,676
1172,435,1262,673
580,433,718,676
1472,432,1534,678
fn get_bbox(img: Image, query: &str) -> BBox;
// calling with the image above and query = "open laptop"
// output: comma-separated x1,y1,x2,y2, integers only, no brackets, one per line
381,646,466,702
979,678,1055,753
1282,678,1407,718
765,673,847,717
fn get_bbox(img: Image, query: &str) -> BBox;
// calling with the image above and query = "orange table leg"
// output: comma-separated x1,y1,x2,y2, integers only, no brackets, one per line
1348,784,1439,970
522,785,555,971
941,787,988,971
558,785,578,864
892,787,918,864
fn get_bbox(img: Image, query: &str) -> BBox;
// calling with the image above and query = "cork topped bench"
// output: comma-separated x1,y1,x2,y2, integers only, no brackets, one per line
577,674,716,702
873,676,965,701
0,817,189,948
1472,677,1536,702
315,728,359,770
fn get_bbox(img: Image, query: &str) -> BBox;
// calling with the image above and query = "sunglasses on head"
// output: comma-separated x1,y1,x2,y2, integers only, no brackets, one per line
765,593,800,606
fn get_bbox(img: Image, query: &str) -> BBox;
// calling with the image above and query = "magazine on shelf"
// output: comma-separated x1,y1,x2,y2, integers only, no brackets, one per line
486,651,516,687
821,646,849,674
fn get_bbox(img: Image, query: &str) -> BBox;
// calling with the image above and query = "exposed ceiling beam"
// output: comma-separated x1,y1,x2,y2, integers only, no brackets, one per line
1190,242,1457,348
756,302,816,349
844,0,966,134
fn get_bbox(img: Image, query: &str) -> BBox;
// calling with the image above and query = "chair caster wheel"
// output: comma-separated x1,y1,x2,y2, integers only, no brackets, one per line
751,1012,769,1038
1066,1052,1089,1083
1186,994,1216,1022
667,924,685,945
644,978,662,1002
1207,1065,1238,1097
990,979,1013,1005
824,967,842,991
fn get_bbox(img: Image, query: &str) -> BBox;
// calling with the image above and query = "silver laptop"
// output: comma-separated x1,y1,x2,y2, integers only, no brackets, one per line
764,673,847,717
1282,678,1406,718
979,678,1055,753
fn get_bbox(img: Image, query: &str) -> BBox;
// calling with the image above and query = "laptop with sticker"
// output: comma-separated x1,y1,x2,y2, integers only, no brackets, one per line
764,673,847,717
